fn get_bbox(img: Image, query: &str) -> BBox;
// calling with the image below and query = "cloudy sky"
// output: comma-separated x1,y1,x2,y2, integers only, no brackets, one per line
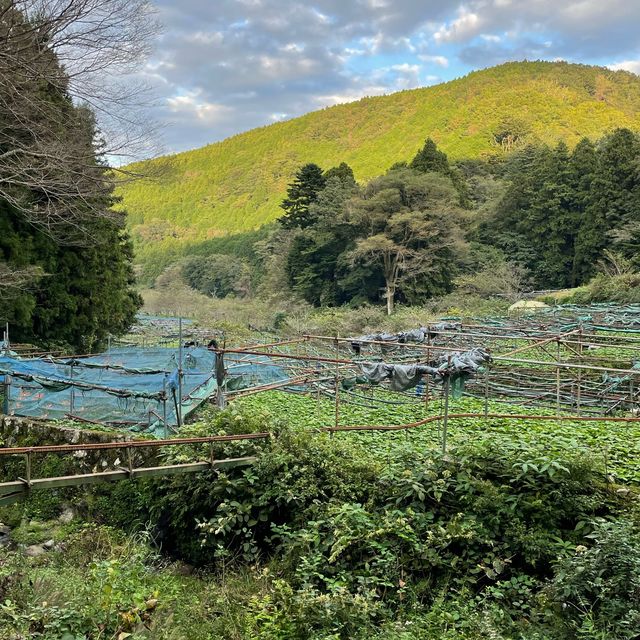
142,0,640,156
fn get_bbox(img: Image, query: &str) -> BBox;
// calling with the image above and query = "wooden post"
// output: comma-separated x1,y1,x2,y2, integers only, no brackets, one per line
25,452,31,487
127,447,134,478
2,374,10,415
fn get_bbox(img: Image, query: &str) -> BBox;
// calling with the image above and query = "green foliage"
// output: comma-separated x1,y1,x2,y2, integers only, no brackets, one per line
567,271,640,304
479,128,640,289
0,525,183,639
410,138,450,174
0,16,141,350
4,395,640,638
282,167,466,312
279,163,327,229
120,61,640,275
546,519,640,639
324,162,356,187
183,254,252,298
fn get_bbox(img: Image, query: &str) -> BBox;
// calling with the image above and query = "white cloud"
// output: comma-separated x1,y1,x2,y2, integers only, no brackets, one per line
167,91,233,124
391,63,420,73
434,10,483,43
609,60,640,75
418,54,449,67
189,31,224,45
134,0,640,156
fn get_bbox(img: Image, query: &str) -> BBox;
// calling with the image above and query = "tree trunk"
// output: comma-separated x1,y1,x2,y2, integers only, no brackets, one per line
386,283,395,315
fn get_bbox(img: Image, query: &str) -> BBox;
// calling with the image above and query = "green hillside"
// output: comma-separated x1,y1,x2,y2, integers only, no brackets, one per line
120,60,640,249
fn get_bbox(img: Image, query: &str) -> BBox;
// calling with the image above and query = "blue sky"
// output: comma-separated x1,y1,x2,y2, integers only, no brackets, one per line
139,0,640,157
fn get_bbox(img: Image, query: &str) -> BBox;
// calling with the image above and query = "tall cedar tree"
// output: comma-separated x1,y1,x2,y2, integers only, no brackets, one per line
0,7,141,350
410,139,450,174
285,175,361,305
279,163,326,229
569,138,598,284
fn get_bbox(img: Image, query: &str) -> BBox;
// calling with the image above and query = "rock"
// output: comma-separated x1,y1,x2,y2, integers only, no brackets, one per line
43,539,55,550
58,507,74,524
0,524,10,536
25,544,45,557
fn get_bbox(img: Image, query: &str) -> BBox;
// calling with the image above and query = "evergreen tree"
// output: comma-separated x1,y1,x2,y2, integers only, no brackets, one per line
324,162,356,188
410,138,450,174
569,138,599,284
527,142,575,287
279,163,326,229
575,129,640,282
0,6,142,350
286,176,358,305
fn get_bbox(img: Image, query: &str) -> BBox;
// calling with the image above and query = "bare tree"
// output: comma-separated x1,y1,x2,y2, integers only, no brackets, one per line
0,0,160,245
0,263,43,317
455,261,531,302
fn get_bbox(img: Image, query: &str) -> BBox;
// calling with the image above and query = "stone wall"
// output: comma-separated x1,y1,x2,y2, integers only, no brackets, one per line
0,415,132,448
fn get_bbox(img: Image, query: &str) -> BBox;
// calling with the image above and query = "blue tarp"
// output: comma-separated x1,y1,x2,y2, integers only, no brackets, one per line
0,346,290,432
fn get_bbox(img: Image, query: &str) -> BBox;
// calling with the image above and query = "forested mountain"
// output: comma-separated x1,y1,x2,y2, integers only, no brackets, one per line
180,130,640,313
120,60,640,258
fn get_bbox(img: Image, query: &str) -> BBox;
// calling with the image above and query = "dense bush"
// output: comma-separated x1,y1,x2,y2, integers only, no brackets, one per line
3,402,639,638
108,406,628,638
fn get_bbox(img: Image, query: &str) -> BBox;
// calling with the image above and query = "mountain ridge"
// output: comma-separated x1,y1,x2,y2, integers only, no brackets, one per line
119,60,640,252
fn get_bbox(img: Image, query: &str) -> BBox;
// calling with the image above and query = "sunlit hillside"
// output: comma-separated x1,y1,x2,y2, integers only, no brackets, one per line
119,60,640,271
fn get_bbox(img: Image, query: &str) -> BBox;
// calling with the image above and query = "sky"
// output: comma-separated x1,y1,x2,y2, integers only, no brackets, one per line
141,0,640,157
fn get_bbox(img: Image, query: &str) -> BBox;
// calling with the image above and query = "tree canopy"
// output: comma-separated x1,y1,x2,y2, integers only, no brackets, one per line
0,2,143,349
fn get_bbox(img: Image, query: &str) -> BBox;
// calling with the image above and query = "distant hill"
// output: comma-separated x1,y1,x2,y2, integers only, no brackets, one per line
119,61,640,271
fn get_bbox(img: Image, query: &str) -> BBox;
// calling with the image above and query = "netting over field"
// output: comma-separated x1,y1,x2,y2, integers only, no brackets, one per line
0,346,290,433
3,303,640,435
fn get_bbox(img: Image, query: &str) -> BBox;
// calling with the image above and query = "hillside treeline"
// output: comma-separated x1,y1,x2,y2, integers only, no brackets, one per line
181,129,640,312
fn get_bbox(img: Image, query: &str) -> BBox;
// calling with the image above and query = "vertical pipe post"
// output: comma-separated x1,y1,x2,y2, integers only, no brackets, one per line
2,323,9,414
215,349,226,409
162,373,168,438
333,376,339,437
178,317,183,426
556,338,561,416
484,366,489,419
332,336,339,437
69,363,75,416
425,331,431,408
442,374,450,454
576,328,582,415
